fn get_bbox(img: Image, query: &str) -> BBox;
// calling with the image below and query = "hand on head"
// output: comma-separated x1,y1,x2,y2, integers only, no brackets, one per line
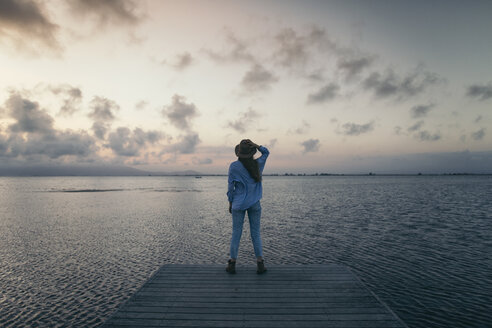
243,139,259,148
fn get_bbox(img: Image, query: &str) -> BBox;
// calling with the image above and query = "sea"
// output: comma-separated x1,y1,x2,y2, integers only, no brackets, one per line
0,175,490,328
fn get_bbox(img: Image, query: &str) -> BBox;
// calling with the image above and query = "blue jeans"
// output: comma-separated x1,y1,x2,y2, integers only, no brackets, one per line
230,201,263,260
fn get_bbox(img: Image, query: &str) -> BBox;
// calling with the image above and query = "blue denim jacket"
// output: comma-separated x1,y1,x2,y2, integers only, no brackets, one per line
227,146,269,210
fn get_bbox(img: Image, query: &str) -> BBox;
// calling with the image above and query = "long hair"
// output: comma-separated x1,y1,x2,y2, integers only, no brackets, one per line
239,157,261,182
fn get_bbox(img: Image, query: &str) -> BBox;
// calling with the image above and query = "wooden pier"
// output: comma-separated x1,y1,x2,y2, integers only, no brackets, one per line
102,264,408,327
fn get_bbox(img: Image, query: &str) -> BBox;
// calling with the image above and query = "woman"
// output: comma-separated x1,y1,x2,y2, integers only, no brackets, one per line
226,139,269,274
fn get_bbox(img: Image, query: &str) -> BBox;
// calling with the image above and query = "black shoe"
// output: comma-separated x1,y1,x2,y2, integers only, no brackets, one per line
257,260,267,274
226,260,236,274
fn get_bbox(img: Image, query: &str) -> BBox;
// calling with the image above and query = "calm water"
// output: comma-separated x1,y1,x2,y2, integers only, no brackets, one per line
0,176,490,327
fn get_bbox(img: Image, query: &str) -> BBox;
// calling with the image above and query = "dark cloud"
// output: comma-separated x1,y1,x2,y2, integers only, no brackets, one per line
340,121,374,136
300,138,320,153
466,82,492,101
471,128,486,141
5,93,54,134
68,0,141,26
363,66,441,100
162,95,198,130
88,96,119,122
394,126,403,135
2,130,96,160
169,133,200,154
0,0,60,52
407,120,424,132
307,83,340,104
205,30,256,64
474,115,483,123
416,130,441,142
241,64,278,93
50,85,83,115
192,157,212,165
227,108,260,133
410,104,434,118
1,93,97,160
23,131,96,159
107,126,162,157
337,55,375,80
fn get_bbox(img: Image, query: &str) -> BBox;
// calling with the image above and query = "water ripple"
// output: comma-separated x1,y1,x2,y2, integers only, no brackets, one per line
0,176,490,328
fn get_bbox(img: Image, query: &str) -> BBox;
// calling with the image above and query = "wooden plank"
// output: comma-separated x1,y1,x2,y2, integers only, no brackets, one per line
104,318,404,328
130,301,385,309
122,305,388,315
113,312,397,321
101,264,408,328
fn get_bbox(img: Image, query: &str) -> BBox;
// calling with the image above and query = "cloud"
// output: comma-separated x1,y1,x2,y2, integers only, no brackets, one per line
2,130,97,160
241,64,278,93
50,85,83,115
363,66,441,100
300,138,320,153
205,30,256,64
288,121,310,135
68,0,141,27
169,133,200,154
107,126,163,157
305,69,325,82
135,100,148,110
5,93,54,134
466,82,492,101
337,55,375,80
163,52,194,71
162,95,198,130
340,121,374,136
274,28,309,68
471,128,486,141
132,127,162,145
88,96,119,122
0,0,61,53
227,108,260,133
91,122,108,140
88,96,119,139
407,120,424,132
307,83,340,104
192,157,212,165
475,115,483,123
273,26,335,69
28,131,96,158
410,103,434,118
416,130,441,142
267,138,277,148
1,93,97,160
404,121,439,141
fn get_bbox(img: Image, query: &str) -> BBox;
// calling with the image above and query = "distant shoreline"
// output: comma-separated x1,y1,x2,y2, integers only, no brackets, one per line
1,173,491,177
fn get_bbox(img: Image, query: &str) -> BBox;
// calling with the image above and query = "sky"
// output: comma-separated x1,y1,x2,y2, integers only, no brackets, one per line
1,0,491,174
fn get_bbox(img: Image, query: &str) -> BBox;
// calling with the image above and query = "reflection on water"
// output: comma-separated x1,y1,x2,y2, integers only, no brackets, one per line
0,176,490,327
